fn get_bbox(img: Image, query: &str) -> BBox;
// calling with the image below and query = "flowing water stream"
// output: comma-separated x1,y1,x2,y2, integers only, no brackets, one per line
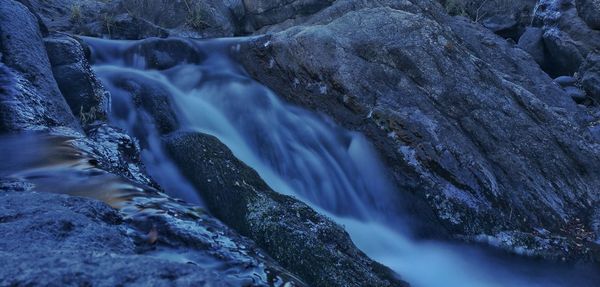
81,36,597,287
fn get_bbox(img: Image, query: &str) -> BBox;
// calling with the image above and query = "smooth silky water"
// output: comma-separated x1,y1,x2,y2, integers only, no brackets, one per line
79,36,598,287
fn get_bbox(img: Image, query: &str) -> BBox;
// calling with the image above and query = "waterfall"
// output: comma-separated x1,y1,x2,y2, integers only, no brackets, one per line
84,36,598,287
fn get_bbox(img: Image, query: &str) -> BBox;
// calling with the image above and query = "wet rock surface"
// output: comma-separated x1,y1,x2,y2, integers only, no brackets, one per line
0,0,79,131
0,188,302,287
3,0,600,285
164,131,408,287
0,137,305,287
579,52,600,103
44,34,110,125
237,0,600,260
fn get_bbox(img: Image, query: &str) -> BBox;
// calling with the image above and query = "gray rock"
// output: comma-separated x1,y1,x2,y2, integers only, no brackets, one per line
576,0,600,30
532,0,600,77
518,27,547,68
564,86,587,103
439,0,537,40
17,0,241,39
164,131,408,287
0,132,306,287
98,13,170,40
244,0,336,32
0,0,79,132
124,38,206,70
0,189,302,287
78,124,156,186
554,75,578,87
543,28,585,77
237,0,600,260
579,52,600,102
99,70,180,134
45,34,110,125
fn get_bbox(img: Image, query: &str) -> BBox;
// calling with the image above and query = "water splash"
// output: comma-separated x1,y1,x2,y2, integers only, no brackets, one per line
84,36,598,287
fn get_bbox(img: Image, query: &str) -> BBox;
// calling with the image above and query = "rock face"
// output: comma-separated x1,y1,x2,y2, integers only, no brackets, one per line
238,0,600,259
441,0,538,40
45,34,110,125
520,0,600,77
0,132,306,286
0,0,79,132
576,0,600,30
242,0,336,32
18,0,242,39
580,52,600,102
164,131,407,287
0,186,303,286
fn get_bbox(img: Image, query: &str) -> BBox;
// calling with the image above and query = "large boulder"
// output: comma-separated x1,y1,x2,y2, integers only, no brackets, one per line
45,34,110,125
0,0,79,132
518,27,548,68
0,189,302,286
123,37,206,70
542,28,585,77
576,0,600,30
17,0,243,39
579,52,600,103
530,0,600,77
243,0,336,32
441,0,538,40
0,133,305,286
164,131,407,287
95,68,180,135
237,0,600,259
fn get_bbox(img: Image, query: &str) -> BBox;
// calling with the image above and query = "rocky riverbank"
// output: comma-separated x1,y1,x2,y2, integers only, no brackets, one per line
1,0,600,286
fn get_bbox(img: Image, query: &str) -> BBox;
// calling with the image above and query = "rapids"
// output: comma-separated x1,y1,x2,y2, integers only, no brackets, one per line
74,36,598,287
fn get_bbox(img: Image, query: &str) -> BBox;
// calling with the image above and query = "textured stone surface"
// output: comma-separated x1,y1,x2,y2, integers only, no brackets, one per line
237,0,600,260
45,34,110,125
580,52,600,102
164,131,407,287
0,0,79,131
0,189,302,287
576,0,600,30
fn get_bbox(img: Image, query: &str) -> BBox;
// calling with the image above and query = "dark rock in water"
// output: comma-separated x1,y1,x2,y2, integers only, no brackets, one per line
238,0,600,260
79,124,156,186
99,71,180,134
0,0,79,131
543,28,585,77
164,131,408,287
579,52,600,103
44,34,110,125
576,0,600,30
554,76,578,87
124,38,205,70
564,86,587,103
518,27,548,68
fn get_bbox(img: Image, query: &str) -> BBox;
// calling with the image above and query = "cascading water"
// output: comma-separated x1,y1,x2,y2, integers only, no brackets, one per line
84,36,598,287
